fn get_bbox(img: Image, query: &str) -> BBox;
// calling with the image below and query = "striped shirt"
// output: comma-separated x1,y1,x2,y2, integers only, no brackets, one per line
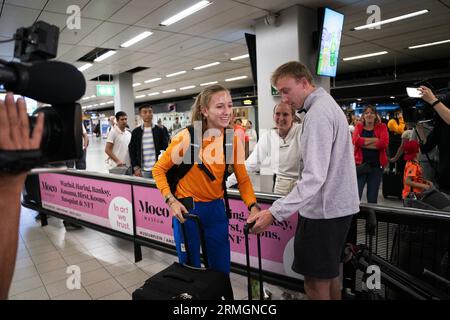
142,127,156,171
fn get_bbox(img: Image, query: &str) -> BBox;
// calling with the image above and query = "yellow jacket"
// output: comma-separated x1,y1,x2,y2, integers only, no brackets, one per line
388,117,405,135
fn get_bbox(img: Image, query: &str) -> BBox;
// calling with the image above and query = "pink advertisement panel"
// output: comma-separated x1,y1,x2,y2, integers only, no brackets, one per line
133,186,300,279
228,199,300,279
133,186,175,246
39,173,133,235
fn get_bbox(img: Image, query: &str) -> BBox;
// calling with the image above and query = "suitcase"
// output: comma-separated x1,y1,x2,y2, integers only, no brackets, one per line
132,213,233,300
382,170,403,199
244,222,264,300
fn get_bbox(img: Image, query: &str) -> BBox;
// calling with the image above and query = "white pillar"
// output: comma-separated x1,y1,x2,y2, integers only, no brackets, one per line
255,5,330,133
113,72,135,127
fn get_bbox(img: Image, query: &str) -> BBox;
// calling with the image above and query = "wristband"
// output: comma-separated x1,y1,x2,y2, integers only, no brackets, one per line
431,99,440,108
248,202,261,211
165,194,175,204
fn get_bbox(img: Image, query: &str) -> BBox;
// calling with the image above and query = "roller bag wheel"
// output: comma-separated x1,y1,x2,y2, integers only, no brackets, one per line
382,171,403,199
132,214,233,300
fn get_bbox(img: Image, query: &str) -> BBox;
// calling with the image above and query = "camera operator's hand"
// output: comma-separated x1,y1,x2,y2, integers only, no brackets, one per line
0,93,44,181
418,86,437,105
0,93,43,299
419,86,450,125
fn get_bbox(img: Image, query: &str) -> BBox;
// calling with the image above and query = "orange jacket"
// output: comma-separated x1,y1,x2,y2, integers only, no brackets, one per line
152,128,256,207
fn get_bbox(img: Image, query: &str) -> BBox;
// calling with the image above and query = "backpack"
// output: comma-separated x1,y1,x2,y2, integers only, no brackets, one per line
166,125,234,218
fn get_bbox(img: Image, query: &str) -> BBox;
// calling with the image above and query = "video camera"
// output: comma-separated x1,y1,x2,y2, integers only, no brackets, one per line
0,21,86,173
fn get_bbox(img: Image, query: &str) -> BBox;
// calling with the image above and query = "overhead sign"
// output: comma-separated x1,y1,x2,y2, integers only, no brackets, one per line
96,85,115,97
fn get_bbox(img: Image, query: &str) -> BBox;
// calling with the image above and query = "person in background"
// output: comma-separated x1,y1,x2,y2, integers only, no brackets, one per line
128,105,168,178
353,105,389,203
66,122,89,170
62,121,90,229
227,103,301,195
105,111,131,171
233,118,249,158
172,116,182,132
389,124,414,164
387,109,405,174
401,140,433,200
245,120,258,154
0,93,44,299
346,113,355,134
152,84,260,278
157,118,170,142
106,115,116,135
248,61,359,300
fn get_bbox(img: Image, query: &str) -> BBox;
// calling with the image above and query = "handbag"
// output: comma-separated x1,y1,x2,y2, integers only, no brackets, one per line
356,162,372,175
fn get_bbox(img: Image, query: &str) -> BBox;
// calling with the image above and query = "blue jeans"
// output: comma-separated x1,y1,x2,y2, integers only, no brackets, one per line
172,199,230,274
357,166,384,203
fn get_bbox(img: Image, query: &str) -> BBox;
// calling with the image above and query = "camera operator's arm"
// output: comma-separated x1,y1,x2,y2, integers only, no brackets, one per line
0,93,44,299
420,86,450,125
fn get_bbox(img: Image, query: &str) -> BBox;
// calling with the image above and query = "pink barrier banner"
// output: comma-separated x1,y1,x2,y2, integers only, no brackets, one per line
39,173,133,235
133,185,300,278
133,186,175,246
228,199,300,279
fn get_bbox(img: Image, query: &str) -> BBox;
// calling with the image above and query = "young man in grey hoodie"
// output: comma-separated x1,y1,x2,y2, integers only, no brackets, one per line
248,61,359,300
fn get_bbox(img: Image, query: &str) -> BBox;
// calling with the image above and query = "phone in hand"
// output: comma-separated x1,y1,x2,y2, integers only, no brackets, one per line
178,197,194,212
406,87,423,98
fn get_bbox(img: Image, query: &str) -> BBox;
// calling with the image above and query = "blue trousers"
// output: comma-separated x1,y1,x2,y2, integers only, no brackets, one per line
357,166,384,203
172,199,230,274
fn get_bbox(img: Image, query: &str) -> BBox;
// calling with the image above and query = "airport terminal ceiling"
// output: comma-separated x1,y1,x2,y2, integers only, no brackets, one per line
0,0,449,109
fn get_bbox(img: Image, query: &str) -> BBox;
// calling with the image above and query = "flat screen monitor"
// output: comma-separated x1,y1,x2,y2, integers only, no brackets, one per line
316,8,344,77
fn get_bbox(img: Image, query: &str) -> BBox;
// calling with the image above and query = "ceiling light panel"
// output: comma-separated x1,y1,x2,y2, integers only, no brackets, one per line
160,1,212,26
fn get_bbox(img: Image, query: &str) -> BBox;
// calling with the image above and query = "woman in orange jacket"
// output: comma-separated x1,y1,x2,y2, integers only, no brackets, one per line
152,84,260,275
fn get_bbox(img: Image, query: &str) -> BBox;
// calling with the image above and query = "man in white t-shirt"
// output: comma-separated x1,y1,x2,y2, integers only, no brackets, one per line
105,111,131,172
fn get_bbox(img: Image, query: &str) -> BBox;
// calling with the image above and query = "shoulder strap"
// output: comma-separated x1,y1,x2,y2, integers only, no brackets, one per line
222,129,233,219
176,125,216,181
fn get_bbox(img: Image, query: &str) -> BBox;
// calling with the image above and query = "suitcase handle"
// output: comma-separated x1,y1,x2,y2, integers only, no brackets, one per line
244,222,264,300
244,221,255,235
180,213,209,269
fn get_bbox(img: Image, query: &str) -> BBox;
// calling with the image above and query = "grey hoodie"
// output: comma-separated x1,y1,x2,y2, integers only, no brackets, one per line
270,87,360,220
